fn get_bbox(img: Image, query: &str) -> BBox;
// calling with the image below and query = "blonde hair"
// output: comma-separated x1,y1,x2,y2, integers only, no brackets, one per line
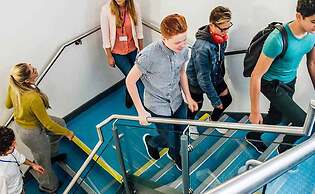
110,0,138,28
9,63,50,108
160,14,187,39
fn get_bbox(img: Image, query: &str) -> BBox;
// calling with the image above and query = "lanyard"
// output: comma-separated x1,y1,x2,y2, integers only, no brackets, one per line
120,8,127,34
0,154,23,175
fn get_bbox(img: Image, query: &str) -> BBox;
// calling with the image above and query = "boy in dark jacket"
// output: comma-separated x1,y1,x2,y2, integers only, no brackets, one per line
187,6,233,135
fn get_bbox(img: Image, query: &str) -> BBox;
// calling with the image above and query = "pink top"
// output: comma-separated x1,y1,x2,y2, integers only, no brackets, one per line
112,8,137,55
100,0,143,54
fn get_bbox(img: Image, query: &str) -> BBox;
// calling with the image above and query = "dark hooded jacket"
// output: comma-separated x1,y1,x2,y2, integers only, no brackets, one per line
186,25,227,107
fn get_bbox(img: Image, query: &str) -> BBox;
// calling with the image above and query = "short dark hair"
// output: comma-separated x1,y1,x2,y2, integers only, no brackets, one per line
0,126,15,155
209,6,232,24
297,0,315,17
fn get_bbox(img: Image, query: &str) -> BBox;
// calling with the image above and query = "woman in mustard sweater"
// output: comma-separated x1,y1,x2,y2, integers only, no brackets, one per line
5,63,74,193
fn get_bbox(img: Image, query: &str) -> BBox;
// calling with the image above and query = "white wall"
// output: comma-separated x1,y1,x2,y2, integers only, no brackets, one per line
138,0,315,113
0,0,124,125
0,0,314,123
0,0,313,170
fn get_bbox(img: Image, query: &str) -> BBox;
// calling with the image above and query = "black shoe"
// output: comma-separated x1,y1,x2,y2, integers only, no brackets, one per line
245,134,267,154
277,144,293,154
51,153,67,163
167,152,182,171
143,134,160,160
277,135,298,154
125,89,133,108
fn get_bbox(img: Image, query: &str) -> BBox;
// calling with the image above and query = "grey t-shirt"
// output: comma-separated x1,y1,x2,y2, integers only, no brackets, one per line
136,40,189,116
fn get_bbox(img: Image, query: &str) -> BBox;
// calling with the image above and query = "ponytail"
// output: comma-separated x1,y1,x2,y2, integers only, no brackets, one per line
9,63,50,108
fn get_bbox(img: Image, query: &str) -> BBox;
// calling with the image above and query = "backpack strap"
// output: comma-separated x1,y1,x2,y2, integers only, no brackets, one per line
275,24,288,58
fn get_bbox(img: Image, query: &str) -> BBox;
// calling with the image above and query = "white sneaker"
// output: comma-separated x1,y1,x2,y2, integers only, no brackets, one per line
189,126,199,140
206,116,228,134
216,128,228,134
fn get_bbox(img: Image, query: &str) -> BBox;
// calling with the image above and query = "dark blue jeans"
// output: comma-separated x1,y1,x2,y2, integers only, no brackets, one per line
249,78,307,145
112,49,137,76
112,49,144,99
146,102,187,157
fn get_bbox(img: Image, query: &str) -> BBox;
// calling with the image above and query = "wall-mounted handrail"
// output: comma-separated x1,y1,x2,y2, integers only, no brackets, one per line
4,26,101,127
4,20,247,127
205,109,315,193
64,100,315,193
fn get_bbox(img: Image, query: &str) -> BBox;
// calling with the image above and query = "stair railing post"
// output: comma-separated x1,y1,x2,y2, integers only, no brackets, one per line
112,122,131,194
304,100,315,136
181,133,190,194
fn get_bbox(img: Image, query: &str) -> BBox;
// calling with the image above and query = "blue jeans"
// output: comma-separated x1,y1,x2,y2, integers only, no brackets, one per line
112,49,137,76
146,102,187,157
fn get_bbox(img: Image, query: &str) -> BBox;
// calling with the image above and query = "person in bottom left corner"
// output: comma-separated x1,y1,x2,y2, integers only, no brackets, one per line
0,126,45,194
5,63,74,193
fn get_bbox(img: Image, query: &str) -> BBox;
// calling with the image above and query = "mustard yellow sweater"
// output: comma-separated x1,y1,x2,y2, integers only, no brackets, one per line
5,86,72,136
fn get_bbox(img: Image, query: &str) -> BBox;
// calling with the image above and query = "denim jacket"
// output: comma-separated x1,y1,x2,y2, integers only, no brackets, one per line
186,25,227,107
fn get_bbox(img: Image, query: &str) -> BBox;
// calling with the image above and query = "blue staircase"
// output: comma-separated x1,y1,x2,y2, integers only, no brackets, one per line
24,84,315,194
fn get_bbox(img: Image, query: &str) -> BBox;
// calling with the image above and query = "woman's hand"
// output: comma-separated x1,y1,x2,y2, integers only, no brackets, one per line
107,56,116,67
31,163,45,174
66,131,74,141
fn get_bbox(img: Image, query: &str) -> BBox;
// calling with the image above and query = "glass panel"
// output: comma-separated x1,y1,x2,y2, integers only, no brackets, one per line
250,135,315,194
113,120,185,190
201,129,310,193
66,136,122,194
189,115,274,193
263,153,315,194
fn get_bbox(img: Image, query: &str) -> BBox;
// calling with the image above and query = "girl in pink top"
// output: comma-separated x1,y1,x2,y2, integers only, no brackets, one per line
100,0,144,108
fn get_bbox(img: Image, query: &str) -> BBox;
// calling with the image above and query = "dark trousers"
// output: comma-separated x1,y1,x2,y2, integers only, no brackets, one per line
112,49,143,102
112,49,137,76
187,81,232,121
249,78,306,145
146,102,187,158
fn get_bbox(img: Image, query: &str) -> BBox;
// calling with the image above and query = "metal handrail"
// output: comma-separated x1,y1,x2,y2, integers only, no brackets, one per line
64,100,315,193
206,136,315,194
204,100,315,194
4,26,101,127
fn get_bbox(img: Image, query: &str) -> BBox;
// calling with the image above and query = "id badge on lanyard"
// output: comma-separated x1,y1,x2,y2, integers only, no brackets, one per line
119,9,128,42
119,35,128,42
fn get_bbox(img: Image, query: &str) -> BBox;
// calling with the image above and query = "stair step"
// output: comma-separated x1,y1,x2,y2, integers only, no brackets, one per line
56,161,96,194
150,114,230,184
168,116,248,190
194,140,259,193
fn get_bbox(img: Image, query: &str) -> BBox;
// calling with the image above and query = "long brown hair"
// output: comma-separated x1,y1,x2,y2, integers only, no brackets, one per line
110,0,138,27
9,63,50,108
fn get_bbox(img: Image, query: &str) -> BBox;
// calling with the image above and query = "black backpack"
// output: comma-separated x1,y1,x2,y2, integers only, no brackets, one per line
243,22,288,77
